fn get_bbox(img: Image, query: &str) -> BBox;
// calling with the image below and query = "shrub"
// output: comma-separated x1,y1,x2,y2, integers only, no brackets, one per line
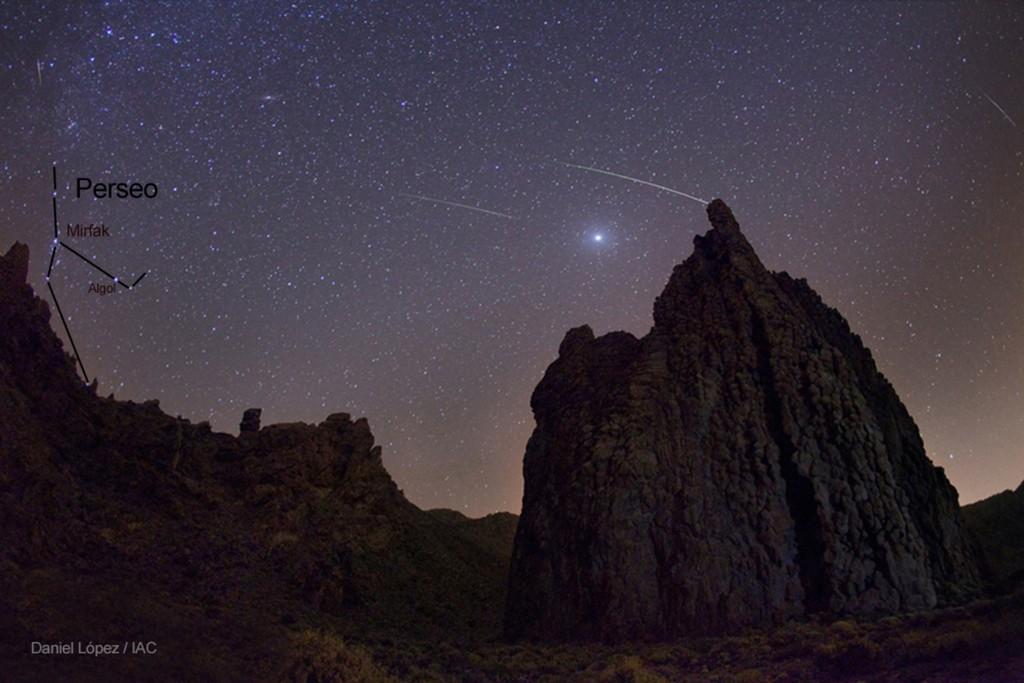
285,629,397,683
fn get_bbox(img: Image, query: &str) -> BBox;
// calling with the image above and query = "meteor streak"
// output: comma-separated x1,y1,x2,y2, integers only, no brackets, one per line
397,192,513,219
559,162,707,204
980,89,1016,128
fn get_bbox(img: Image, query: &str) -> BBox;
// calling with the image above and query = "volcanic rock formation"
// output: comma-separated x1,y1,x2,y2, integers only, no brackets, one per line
0,242,515,680
239,407,262,433
506,200,981,641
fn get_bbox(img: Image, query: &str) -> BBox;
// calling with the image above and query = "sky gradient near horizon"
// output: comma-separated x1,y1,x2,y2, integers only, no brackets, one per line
1,1,1022,516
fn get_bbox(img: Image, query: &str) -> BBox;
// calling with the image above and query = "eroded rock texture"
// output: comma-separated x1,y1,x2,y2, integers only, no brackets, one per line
506,201,980,641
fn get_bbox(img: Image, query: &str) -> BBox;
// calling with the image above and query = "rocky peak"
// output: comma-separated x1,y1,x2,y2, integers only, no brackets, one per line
0,244,94,431
691,198,762,263
706,198,739,231
240,408,262,433
507,201,981,641
557,324,595,356
1,242,30,287
654,199,769,329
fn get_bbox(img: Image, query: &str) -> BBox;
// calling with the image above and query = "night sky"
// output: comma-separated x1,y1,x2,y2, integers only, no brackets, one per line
1,2,1022,516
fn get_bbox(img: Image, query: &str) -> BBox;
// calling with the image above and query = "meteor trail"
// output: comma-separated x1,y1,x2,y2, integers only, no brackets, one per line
559,162,707,205
397,192,513,219
980,89,1016,128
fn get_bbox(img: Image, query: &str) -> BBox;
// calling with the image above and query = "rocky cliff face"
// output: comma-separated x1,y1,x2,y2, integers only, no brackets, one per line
506,201,981,641
0,243,514,681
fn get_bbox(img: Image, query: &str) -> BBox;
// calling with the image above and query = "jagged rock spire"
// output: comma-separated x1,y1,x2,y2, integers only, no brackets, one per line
507,201,980,641
706,198,739,231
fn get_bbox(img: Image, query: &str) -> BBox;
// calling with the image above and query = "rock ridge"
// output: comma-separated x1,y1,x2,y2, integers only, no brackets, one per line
0,242,516,679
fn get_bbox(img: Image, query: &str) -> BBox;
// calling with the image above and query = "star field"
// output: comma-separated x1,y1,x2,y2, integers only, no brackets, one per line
1,2,1022,516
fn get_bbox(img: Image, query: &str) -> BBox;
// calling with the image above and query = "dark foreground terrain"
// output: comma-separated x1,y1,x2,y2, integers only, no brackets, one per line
2,233,1023,682
366,591,1024,682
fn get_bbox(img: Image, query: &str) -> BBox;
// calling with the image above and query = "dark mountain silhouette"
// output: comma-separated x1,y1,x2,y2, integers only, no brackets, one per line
963,480,1024,593
0,242,516,681
506,200,982,641
3,234,1022,681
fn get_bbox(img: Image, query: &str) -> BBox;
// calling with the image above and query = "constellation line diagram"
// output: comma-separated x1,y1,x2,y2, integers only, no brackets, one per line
45,164,148,383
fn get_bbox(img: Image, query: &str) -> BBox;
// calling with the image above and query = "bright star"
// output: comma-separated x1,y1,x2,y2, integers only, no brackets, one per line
593,233,604,243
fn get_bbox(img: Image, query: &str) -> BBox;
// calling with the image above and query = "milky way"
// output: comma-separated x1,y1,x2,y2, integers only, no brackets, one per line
1,2,1022,515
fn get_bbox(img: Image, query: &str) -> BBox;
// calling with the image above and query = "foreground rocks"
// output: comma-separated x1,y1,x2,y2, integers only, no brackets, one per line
0,243,515,681
506,201,981,641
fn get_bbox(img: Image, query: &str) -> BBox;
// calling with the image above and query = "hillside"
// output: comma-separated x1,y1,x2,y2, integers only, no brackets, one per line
0,242,514,681
963,481,1024,592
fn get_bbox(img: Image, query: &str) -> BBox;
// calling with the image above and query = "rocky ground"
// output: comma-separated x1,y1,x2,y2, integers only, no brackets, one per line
364,589,1024,682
